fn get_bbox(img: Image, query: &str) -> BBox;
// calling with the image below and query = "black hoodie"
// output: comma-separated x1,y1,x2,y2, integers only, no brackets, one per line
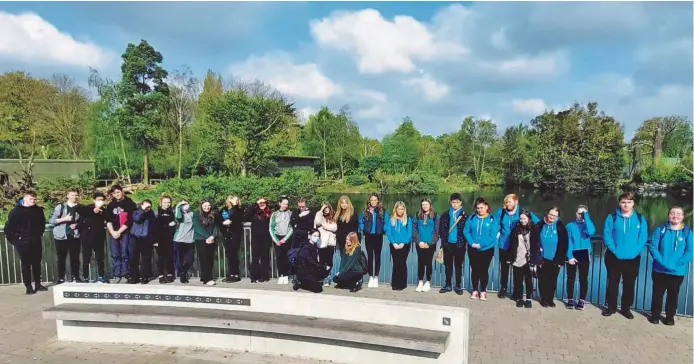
5,199,46,245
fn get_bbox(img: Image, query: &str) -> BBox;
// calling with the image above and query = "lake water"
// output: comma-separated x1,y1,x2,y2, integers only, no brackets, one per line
0,189,691,315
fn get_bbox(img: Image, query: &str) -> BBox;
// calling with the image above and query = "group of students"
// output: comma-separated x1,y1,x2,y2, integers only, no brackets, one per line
4,187,692,326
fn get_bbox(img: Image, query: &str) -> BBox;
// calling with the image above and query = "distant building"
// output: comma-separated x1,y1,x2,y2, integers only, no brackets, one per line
0,159,95,187
271,155,319,174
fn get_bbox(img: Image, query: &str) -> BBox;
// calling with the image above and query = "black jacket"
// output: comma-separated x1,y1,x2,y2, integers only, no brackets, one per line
438,209,468,247
245,204,271,241
217,205,244,237
154,207,177,243
336,212,359,247
296,242,326,276
77,203,106,237
508,223,542,266
5,202,46,245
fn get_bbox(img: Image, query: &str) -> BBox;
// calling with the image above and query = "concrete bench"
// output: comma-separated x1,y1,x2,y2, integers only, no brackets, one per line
43,284,469,364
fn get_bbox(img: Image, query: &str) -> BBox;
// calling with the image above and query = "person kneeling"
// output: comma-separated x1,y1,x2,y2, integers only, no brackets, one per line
293,229,331,293
333,232,367,292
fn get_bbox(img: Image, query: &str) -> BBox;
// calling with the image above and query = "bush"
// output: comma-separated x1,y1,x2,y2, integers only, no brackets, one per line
403,172,439,194
345,174,368,186
446,174,475,186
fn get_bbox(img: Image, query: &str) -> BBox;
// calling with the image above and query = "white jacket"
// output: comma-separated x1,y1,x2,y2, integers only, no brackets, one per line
314,211,337,248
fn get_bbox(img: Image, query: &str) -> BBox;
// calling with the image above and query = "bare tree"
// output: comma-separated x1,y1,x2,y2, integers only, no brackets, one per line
167,66,199,178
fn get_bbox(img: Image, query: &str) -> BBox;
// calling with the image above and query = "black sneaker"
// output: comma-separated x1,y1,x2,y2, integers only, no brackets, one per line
116,277,123,284
566,299,576,309
648,316,659,325
454,286,464,295
620,309,634,320
516,300,524,308
663,317,675,326
25,284,35,295
548,300,556,308
439,284,452,293
292,281,300,291
497,287,507,299
180,275,189,284
75,277,89,283
159,276,167,284
166,275,175,283
540,300,549,308
350,282,362,293
524,300,532,308
222,276,234,283
34,283,48,292
126,278,138,284
602,309,616,317
55,279,66,285
140,278,149,284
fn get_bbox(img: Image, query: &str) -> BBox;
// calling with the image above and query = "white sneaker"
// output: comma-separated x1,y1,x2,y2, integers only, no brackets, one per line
373,277,379,288
367,276,374,288
416,281,424,292
423,281,431,292
205,280,216,286
278,277,283,284
283,276,289,285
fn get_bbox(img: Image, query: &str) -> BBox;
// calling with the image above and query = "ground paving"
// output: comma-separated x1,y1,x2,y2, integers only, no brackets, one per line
1,280,691,364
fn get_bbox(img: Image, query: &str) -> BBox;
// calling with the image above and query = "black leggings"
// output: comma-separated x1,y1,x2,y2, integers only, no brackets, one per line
274,235,292,277
499,249,512,289
156,237,174,277
443,243,466,286
56,237,81,280
131,236,154,281
333,271,363,289
223,232,242,277
566,261,590,300
318,246,335,269
390,244,410,290
468,248,494,292
250,235,271,282
651,271,684,320
512,264,533,299
82,231,105,279
539,261,561,302
176,242,195,278
364,234,384,277
196,240,217,283
416,243,436,281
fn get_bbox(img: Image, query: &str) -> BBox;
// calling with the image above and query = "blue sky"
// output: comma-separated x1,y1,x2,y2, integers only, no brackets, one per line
0,1,691,140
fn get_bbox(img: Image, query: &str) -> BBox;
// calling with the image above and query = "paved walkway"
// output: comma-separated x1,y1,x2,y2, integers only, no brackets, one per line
1,280,692,364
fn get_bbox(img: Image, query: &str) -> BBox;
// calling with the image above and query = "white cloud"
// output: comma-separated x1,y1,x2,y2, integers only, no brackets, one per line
0,11,111,68
512,98,548,115
228,52,341,101
298,107,317,122
309,8,467,74
492,51,568,77
403,74,450,101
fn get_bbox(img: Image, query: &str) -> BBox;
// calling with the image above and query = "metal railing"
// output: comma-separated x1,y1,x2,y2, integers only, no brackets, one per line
1,225,691,316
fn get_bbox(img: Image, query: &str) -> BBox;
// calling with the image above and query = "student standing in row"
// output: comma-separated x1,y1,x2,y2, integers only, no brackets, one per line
335,195,359,252
290,198,314,249
386,201,411,291
154,195,176,284
509,210,540,308
537,207,569,308
5,190,47,295
194,200,218,286
465,197,499,301
246,197,272,283
50,188,83,283
333,232,366,292
359,193,386,288
130,199,156,284
270,197,294,285
412,199,439,293
494,194,540,299
78,193,107,283
602,192,648,319
565,205,595,310
218,195,244,283
315,203,338,286
174,200,195,283
439,193,467,295
105,185,137,283
648,206,692,326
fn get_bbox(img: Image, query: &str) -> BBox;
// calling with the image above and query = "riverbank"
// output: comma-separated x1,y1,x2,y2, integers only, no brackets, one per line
316,181,480,194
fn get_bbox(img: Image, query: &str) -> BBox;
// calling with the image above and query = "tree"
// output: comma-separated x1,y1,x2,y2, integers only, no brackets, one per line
459,116,498,185
501,124,538,186
380,117,421,174
331,106,361,179
302,107,335,179
167,66,198,178
117,40,170,184
631,116,692,168
46,74,89,159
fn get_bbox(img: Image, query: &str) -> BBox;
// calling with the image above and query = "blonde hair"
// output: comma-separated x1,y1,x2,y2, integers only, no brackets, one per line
503,194,518,206
225,195,239,208
336,195,355,224
345,232,360,256
390,201,408,226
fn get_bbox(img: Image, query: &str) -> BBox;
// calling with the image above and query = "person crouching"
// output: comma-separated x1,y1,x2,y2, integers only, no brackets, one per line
293,229,331,293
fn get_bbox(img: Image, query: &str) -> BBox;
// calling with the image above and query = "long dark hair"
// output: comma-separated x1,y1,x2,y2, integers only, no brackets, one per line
516,209,533,235
255,196,272,220
474,197,491,215
322,202,336,223
198,200,215,227
363,192,384,220
418,198,436,222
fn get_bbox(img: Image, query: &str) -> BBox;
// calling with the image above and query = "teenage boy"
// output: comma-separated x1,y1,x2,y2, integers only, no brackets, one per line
78,193,108,283
602,192,648,319
49,188,84,283
5,190,47,294
438,193,467,295
105,185,137,283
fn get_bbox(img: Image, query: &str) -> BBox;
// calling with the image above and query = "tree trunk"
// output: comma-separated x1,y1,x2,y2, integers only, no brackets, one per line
653,127,662,166
322,139,327,179
118,130,132,184
178,122,183,179
143,147,149,185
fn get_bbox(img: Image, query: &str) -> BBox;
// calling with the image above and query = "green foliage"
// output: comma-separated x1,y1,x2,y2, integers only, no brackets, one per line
638,163,693,184
346,174,368,186
301,106,360,179
35,173,98,204
402,172,439,194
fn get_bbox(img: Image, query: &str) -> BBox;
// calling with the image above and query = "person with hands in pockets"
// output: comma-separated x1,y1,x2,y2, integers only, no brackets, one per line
648,206,693,326
464,197,500,301
412,198,439,293
601,192,648,319
564,205,596,310
385,201,412,291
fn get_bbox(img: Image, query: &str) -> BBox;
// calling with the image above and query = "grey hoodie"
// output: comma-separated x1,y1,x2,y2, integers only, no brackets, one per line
173,204,195,244
49,202,81,240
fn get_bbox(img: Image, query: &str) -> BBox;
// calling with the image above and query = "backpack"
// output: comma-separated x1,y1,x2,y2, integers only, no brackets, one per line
288,245,304,275
655,224,691,250
611,211,643,225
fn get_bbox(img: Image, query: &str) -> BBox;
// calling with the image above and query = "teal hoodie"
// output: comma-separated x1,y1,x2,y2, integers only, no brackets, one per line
565,212,596,260
602,209,648,260
464,214,499,251
385,215,413,244
649,223,693,276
